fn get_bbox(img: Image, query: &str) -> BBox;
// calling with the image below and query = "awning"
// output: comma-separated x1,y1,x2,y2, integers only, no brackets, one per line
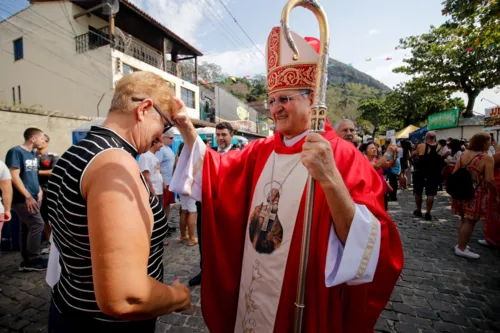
395,125,420,139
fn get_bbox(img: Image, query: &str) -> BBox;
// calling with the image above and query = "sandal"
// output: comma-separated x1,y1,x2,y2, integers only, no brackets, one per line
178,236,188,243
187,239,199,246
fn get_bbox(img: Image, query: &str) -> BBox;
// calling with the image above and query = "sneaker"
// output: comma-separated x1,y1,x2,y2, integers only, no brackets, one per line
18,262,26,272
424,213,432,221
22,258,49,272
41,247,50,255
478,239,489,246
455,246,480,259
455,244,471,250
413,210,423,217
188,272,202,287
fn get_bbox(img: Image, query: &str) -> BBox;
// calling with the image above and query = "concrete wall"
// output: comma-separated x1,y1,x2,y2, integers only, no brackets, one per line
0,2,114,118
435,126,485,140
0,105,94,159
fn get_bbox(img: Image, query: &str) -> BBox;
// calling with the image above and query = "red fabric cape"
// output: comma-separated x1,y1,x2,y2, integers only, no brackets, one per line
200,122,403,333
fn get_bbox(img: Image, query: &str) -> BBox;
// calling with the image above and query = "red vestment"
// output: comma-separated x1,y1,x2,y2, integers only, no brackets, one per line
200,122,404,333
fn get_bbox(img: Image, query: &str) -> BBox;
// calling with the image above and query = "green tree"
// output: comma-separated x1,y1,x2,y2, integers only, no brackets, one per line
442,0,500,46
358,99,388,138
394,22,499,117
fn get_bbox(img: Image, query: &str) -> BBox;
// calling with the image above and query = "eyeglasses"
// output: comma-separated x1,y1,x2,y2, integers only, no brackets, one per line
131,97,174,134
268,92,309,109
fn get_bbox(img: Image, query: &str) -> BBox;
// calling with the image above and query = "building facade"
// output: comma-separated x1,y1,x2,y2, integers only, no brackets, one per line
0,0,202,119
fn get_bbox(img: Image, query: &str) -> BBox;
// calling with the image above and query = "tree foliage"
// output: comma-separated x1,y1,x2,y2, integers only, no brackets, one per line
394,1,499,117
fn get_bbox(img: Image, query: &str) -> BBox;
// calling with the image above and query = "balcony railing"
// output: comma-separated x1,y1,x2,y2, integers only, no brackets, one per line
75,26,196,83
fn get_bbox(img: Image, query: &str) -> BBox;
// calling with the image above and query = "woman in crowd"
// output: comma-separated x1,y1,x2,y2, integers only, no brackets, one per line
360,141,398,210
175,143,198,246
481,143,500,247
452,133,496,259
399,140,412,190
443,139,462,188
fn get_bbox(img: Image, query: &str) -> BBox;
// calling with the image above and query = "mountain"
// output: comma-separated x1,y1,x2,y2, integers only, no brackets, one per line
327,58,392,92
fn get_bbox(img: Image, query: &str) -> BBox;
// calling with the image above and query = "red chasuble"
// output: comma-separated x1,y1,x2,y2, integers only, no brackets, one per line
200,122,403,333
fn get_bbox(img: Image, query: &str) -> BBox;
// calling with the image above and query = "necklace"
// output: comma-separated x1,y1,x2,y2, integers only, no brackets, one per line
267,153,302,195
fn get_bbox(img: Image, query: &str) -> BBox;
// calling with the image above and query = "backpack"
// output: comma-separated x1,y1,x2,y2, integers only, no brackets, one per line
446,154,482,200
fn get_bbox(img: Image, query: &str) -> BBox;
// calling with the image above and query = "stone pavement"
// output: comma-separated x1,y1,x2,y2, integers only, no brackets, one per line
0,191,499,333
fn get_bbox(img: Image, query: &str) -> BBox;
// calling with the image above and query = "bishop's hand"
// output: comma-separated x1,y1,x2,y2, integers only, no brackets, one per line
301,133,336,183
172,98,190,130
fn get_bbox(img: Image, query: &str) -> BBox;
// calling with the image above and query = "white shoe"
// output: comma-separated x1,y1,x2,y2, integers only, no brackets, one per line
41,247,50,254
478,239,489,246
454,244,470,250
455,246,480,259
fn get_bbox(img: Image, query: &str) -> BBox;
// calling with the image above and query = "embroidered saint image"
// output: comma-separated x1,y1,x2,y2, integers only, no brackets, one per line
248,185,283,254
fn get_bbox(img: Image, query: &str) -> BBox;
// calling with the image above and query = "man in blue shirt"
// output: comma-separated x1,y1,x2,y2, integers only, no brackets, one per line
6,127,47,271
156,130,175,224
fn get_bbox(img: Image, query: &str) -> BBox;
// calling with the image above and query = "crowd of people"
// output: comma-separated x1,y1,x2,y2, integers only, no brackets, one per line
334,119,500,259
0,33,496,333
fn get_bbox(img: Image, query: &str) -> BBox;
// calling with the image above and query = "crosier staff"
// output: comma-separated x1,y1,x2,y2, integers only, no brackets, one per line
280,1,330,332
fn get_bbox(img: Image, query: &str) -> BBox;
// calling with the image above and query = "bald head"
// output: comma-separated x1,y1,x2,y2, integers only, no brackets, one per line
334,119,356,142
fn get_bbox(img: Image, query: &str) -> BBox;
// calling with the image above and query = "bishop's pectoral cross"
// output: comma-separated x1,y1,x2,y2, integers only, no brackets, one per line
259,205,276,232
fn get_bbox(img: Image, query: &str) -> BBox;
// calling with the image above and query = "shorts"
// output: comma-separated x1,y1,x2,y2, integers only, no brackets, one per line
163,186,175,206
413,171,439,197
179,195,197,213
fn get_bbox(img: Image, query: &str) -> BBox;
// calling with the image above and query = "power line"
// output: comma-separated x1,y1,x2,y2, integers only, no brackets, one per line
215,0,265,58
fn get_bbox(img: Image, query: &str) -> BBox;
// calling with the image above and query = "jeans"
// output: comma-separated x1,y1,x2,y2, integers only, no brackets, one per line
388,172,399,200
12,202,44,263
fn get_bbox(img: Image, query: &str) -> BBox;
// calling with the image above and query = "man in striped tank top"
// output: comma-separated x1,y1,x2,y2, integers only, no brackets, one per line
46,72,190,332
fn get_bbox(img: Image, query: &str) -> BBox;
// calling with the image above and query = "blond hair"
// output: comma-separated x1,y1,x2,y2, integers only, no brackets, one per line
110,71,176,116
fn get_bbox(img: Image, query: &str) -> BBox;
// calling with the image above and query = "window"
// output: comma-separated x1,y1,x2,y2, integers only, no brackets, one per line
123,63,139,76
13,38,23,61
181,87,195,109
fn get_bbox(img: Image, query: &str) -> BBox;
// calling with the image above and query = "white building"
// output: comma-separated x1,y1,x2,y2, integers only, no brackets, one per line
0,0,202,119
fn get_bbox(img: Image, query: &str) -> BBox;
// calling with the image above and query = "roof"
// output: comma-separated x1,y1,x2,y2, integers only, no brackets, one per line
30,0,203,56
458,115,484,127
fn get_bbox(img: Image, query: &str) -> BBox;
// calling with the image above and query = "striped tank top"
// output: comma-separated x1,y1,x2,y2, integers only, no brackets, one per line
47,126,167,328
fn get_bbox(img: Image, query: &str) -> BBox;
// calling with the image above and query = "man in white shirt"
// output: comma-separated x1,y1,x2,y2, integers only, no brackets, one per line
139,139,164,203
0,160,13,245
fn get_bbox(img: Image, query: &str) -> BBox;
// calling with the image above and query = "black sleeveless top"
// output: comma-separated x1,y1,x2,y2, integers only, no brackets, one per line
415,143,442,176
47,126,168,330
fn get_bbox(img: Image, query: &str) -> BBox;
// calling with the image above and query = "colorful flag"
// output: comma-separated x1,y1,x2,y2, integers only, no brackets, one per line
466,47,473,52
245,75,251,78
365,58,372,62
347,63,353,67
328,63,335,67
385,57,392,61
221,77,227,83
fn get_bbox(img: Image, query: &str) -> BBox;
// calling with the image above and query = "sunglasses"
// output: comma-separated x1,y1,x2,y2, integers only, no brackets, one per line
131,97,174,134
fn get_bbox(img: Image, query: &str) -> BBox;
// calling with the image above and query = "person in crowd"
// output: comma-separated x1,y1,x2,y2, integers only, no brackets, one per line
37,134,59,254
156,130,176,224
45,72,190,332
443,139,462,188
488,136,497,156
452,133,496,259
175,143,198,246
0,160,13,245
6,128,47,271
438,139,448,157
189,122,238,287
360,142,398,210
139,138,164,203
386,141,401,201
412,131,443,221
398,140,411,190
333,119,356,144
482,143,500,247
170,27,402,332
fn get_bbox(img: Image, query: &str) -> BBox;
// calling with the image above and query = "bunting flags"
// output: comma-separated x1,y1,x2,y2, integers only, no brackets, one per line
245,75,251,78
365,58,372,62
385,57,392,61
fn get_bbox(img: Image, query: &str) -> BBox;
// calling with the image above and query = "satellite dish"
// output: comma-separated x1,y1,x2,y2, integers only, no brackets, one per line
102,0,119,15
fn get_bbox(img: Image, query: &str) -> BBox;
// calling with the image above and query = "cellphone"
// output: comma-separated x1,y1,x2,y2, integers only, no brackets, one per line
391,137,396,144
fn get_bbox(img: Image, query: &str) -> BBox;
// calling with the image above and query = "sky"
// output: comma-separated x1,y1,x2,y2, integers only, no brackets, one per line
1,0,498,114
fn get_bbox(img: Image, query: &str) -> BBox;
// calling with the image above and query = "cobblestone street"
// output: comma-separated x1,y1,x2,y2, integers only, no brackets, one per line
0,190,499,333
